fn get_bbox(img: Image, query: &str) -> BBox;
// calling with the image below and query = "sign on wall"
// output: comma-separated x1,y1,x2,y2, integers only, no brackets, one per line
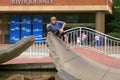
11,0,53,4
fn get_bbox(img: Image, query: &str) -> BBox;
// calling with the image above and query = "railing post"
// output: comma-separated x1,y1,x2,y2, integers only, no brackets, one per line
117,41,118,54
80,27,82,47
104,35,107,54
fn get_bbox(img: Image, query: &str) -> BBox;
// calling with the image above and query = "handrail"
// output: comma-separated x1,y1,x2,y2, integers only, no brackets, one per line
65,27,120,40
65,27,120,57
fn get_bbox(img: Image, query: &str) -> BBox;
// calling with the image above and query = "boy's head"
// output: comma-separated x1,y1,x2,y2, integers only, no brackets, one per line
50,16,57,24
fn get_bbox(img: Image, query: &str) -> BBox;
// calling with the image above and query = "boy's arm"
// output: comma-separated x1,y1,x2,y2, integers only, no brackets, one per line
61,22,66,30
46,27,50,31
46,24,50,31
58,21,66,30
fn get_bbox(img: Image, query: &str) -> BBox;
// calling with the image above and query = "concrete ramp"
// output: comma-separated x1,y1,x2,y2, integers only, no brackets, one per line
0,36,34,63
47,32,120,80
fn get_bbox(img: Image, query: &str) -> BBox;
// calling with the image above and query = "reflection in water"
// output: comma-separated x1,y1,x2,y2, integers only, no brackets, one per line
0,71,61,80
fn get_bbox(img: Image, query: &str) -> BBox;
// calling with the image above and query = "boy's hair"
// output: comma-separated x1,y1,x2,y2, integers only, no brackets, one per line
50,16,56,21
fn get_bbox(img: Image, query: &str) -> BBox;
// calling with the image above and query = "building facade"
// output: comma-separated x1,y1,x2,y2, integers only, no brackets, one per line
0,0,112,43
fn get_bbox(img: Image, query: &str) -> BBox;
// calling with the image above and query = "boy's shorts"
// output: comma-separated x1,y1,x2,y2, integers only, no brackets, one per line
56,31,67,36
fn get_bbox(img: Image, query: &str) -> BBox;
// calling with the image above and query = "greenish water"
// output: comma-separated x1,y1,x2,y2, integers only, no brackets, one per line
0,71,61,80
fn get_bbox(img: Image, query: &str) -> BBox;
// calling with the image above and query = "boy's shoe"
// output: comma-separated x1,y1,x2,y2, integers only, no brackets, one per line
66,46,70,50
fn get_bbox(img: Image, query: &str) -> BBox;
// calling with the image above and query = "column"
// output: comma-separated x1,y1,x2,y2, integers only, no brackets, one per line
96,12,105,33
0,14,2,43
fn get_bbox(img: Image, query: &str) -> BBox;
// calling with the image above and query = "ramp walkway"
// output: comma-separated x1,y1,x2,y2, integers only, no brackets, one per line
47,32,120,80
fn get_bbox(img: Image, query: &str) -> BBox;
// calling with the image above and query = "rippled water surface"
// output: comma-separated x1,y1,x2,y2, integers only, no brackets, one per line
0,71,61,80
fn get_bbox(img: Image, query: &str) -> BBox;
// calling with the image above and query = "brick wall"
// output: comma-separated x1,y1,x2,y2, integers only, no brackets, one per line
0,0,111,6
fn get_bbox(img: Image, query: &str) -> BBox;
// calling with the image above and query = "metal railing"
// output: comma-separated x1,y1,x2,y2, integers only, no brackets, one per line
65,27,120,57
17,39,49,59
19,27,120,59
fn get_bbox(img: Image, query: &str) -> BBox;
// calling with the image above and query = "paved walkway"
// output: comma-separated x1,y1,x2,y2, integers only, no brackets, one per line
74,47,120,69
1,45,120,69
2,57,53,65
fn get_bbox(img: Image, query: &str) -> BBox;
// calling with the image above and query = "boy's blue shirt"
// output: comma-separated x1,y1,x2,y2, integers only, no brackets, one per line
47,21,64,34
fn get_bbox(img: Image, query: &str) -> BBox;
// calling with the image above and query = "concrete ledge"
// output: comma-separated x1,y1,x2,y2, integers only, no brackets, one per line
0,63,56,70
0,5,112,13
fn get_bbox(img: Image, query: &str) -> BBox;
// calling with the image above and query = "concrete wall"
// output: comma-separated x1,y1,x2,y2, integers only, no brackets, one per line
96,12,105,33
0,14,2,43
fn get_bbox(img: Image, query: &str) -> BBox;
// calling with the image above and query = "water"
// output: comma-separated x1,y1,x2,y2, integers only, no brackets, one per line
0,71,61,80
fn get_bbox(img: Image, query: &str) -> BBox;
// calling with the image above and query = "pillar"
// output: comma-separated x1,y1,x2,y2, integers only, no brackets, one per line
0,14,2,43
96,12,105,33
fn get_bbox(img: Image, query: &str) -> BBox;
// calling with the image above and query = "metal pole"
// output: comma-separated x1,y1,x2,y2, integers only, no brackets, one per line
80,27,82,47
104,35,107,54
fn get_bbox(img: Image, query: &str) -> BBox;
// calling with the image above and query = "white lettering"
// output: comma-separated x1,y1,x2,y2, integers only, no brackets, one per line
12,0,28,4
12,0,53,5
21,0,27,4
49,0,53,3
12,0,20,4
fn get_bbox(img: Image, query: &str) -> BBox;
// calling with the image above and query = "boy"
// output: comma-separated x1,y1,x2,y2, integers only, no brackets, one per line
46,17,69,47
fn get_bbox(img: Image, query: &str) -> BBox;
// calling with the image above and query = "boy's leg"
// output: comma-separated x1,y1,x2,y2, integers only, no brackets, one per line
58,29,69,47
64,34,69,47
58,29,64,37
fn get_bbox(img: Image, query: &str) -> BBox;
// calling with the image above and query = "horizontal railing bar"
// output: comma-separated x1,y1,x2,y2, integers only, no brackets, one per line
65,27,120,41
